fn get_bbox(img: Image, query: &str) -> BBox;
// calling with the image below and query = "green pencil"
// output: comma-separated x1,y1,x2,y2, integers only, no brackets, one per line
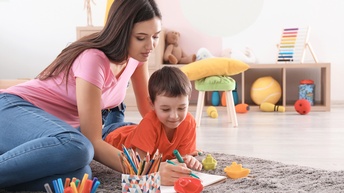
166,159,200,179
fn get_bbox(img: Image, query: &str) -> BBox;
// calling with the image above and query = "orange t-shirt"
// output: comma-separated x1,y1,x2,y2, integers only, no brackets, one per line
105,110,196,161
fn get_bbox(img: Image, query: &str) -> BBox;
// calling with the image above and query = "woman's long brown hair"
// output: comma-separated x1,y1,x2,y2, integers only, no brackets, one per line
37,0,162,86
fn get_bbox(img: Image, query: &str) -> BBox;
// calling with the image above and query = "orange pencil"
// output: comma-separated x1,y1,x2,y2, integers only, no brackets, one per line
64,178,71,188
146,152,150,162
146,159,155,174
122,153,135,174
82,180,92,193
121,152,131,174
130,148,139,168
153,149,159,160
64,187,73,193
141,160,152,175
152,153,162,173
155,154,163,172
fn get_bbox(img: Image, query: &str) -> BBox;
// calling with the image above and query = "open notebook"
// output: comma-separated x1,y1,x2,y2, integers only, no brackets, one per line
160,172,227,193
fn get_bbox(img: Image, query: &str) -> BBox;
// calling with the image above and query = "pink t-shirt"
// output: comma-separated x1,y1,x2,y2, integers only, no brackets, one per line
3,49,142,127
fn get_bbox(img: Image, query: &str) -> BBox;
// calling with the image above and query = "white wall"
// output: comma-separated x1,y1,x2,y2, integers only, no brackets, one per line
0,0,106,78
0,0,343,103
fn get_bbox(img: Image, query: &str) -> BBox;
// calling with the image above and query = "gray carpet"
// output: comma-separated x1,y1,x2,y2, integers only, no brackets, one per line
1,152,344,193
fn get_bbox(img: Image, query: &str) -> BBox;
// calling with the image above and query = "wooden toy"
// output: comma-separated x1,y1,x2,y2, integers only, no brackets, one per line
276,27,318,63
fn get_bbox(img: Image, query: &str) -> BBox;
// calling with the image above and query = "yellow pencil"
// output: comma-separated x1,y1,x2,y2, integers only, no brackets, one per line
78,173,89,193
122,154,135,175
70,181,78,193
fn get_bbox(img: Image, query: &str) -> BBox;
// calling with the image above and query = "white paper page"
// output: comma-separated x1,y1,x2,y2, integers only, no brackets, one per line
160,172,227,193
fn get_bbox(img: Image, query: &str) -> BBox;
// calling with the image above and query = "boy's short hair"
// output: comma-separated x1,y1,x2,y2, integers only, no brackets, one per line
148,66,192,103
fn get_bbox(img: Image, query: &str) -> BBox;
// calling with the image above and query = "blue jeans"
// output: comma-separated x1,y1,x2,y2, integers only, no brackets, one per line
0,93,94,191
101,103,135,140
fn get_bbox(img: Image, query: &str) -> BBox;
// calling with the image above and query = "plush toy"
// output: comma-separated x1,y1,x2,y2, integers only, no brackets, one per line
196,47,257,64
196,47,214,60
222,47,258,64
163,31,196,64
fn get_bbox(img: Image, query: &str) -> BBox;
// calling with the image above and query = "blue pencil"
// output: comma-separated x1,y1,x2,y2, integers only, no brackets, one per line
57,178,64,193
122,144,138,174
91,180,100,193
91,177,98,188
52,180,60,193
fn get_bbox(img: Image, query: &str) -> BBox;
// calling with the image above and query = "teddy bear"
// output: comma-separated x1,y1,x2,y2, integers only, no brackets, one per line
163,30,196,64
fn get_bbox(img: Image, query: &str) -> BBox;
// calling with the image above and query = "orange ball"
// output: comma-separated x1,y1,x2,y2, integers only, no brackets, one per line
294,99,311,115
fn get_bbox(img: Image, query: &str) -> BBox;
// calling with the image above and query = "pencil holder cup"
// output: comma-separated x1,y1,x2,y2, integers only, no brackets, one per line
121,172,161,193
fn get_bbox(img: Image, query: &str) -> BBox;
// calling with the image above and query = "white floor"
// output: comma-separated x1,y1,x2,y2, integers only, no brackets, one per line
124,105,344,171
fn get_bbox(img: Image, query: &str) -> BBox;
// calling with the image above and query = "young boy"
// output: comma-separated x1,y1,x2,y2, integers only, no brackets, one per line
103,66,202,177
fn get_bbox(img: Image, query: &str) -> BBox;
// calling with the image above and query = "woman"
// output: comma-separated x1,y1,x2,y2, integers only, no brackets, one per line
0,0,183,191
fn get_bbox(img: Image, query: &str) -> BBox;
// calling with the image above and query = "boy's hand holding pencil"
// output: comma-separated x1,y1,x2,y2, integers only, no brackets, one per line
182,154,203,171
158,160,198,185
155,149,203,186
173,149,202,171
